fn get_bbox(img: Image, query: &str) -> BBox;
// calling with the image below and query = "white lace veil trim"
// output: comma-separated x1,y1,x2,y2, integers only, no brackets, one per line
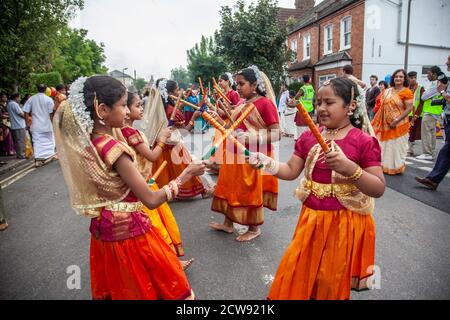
158,79,169,103
67,77,94,134
225,72,235,87
249,65,266,93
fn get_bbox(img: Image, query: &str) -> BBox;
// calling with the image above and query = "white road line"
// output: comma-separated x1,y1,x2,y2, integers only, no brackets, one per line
406,157,434,164
417,166,432,173
405,161,413,165
0,167,36,189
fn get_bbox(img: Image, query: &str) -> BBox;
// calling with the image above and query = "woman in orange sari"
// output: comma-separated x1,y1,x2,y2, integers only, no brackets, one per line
210,66,279,242
54,75,206,300
116,91,194,269
154,79,214,199
372,69,413,175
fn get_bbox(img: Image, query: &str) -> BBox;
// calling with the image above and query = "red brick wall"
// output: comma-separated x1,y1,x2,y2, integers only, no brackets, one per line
319,0,365,80
288,0,365,86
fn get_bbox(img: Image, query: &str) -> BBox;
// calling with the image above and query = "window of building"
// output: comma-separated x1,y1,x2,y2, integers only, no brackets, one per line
290,39,297,53
303,33,311,60
340,16,352,50
324,24,333,54
319,74,336,86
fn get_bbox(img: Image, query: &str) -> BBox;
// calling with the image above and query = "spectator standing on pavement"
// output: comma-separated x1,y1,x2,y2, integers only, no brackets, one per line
278,84,288,136
0,93,16,157
6,93,26,159
415,57,450,190
293,75,315,139
23,84,56,167
407,71,425,156
416,66,442,160
366,75,380,120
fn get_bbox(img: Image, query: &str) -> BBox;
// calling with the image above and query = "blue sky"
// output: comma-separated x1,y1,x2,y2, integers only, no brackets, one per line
71,0,311,80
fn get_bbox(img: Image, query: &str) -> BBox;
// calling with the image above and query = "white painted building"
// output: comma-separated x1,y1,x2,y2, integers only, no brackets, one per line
362,0,450,87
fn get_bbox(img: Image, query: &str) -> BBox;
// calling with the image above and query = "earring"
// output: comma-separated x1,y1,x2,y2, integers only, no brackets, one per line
347,111,354,116
94,93,106,126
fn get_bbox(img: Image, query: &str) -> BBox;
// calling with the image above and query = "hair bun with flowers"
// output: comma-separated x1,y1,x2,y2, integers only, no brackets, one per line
158,79,169,103
225,72,235,87
249,65,266,93
67,76,94,134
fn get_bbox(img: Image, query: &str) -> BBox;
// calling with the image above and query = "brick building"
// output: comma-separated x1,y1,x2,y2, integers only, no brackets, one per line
287,0,364,88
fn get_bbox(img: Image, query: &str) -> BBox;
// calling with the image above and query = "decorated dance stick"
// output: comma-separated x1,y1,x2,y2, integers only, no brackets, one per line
198,77,205,96
183,85,194,99
295,102,330,153
213,83,232,105
148,161,167,186
169,95,200,110
201,104,255,160
150,121,165,148
169,92,183,127
217,99,234,124
198,88,209,108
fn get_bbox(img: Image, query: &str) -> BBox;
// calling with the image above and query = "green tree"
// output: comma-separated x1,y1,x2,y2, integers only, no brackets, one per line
186,36,228,89
53,26,107,84
133,78,147,93
170,66,192,90
214,0,292,91
0,0,84,92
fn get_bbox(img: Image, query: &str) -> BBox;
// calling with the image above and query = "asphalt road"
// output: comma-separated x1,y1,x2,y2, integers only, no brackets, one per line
0,135,449,300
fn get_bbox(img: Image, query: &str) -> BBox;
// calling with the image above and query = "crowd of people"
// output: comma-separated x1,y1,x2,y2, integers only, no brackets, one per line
0,55,448,301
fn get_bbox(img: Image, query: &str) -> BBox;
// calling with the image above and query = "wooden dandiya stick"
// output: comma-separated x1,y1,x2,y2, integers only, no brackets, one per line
198,77,205,96
169,95,200,110
199,88,209,107
183,85,194,99
201,107,262,169
169,92,183,126
295,101,330,153
148,161,167,186
217,99,234,124
150,121,165,148
213,83,232,105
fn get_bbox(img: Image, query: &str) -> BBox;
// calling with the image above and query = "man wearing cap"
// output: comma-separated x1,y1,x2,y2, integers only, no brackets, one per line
415,56,450,190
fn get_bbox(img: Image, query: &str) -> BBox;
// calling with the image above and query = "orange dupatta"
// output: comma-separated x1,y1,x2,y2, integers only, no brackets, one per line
371,88,413,141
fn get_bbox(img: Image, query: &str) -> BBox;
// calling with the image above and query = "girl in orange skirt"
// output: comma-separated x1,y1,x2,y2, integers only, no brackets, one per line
210,66,280,242
249,77,386,299
154,79,214,199
117,91,194,269
54,75,206,300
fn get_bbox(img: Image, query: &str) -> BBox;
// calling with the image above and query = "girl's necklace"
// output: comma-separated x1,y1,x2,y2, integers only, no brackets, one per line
324,122,352,140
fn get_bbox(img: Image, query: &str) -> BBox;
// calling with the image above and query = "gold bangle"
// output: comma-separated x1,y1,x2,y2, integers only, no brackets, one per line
162,185,173,201
345,166,363,181
157,141,165,149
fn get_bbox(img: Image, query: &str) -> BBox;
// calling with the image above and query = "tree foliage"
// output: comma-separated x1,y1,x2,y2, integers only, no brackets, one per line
186,36,228,88
0,0,84,92
133,78,147,93
214,0,292,91
53,26,107,84
170,66,192,90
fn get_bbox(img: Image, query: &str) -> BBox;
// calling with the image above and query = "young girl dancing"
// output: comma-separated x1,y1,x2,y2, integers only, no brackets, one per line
210,65,280,242
249,77,385,299
54,75,205,299
116,91,194,269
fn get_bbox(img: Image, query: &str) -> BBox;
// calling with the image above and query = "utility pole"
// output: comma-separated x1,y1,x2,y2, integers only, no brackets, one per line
404,0,412,71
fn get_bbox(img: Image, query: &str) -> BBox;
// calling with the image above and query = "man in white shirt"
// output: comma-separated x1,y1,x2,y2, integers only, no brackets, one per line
23,84,56,166
278,84,288,136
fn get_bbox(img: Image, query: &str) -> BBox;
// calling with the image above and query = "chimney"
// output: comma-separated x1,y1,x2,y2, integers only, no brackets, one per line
295,0,315,11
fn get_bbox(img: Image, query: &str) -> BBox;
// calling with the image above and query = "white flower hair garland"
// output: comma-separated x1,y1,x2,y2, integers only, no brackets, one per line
249,65,265,93
68,77,94,134
226,72,235,87
158,79,169,103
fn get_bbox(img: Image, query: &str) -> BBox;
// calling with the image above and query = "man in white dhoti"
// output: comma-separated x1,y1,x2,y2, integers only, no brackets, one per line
23,84,56,167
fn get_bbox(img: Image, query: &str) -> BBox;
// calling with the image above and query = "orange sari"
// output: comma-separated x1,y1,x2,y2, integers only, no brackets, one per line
120,126,184,256
371,87,413,174
211,97,278,225
155,104,204,198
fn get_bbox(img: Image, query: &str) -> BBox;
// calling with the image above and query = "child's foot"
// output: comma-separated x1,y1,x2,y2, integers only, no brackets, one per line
209,222,234,234
0,221,8,231
236,229,261,242
181,258,195,271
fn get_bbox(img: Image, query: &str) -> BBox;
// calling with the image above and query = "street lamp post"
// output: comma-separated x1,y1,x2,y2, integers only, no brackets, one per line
122,67,128,87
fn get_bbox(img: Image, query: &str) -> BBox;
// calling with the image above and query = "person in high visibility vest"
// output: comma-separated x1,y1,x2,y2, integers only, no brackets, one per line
293,74,315,139
407,71,425,156
416,66,444,160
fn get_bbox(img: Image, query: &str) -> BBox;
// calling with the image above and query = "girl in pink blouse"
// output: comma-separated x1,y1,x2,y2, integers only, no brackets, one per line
250,77,386,300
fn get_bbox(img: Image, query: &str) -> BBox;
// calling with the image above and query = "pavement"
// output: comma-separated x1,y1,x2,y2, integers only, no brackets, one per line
0,132,449,300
